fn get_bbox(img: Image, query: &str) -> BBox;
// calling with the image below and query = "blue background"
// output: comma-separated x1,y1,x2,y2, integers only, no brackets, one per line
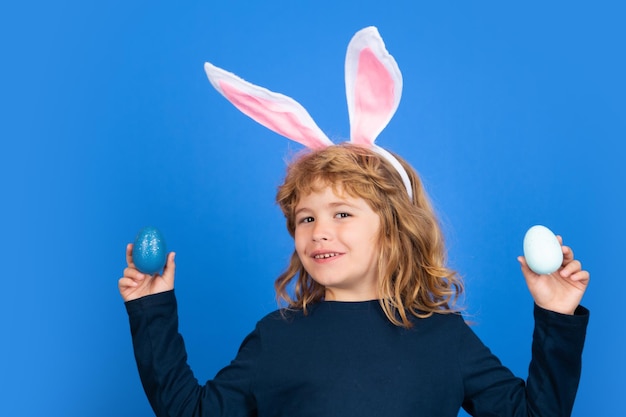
1,1,623,415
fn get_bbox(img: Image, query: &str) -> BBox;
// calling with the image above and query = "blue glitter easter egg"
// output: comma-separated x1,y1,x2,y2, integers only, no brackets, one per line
132,226,167,274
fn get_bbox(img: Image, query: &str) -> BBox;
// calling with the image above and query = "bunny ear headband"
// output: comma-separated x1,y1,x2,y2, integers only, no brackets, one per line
204,26,413,200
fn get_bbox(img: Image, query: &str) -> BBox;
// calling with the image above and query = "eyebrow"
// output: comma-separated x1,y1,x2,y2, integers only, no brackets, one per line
294,201,359,216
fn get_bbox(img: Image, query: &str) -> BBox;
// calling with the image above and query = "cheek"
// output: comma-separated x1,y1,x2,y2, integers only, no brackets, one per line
366,229,383,260
366,220,382,244
293,229,307,256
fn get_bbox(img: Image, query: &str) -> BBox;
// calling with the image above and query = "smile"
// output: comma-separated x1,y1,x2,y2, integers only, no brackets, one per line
313,252,340,259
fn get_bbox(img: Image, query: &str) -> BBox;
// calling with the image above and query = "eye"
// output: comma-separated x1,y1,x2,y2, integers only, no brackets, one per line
335,212,351,219
298,216,315,224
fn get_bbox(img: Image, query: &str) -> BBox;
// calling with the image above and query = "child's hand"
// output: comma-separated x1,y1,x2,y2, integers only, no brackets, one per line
518,236,589,315
118,243,176,302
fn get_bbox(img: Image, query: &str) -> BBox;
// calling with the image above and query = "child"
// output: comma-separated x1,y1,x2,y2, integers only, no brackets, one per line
120,27,589,417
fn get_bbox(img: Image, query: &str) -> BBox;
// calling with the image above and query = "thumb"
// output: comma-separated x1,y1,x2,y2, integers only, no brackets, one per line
162,252,176,285
518,255,540,282
517,256,533,279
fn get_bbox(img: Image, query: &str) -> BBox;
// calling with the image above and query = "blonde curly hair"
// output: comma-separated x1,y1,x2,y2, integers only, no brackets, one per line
275,144,463,327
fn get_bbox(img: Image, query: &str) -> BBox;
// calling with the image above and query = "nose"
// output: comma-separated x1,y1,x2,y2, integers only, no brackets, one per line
312,219,331,242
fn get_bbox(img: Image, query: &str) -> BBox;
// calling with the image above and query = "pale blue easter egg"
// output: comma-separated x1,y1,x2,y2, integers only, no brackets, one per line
523,225,563,275
132,226,167,274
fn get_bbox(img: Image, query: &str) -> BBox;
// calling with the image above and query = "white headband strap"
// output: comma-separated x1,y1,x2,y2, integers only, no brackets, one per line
371,145,413,199
204,26,413,201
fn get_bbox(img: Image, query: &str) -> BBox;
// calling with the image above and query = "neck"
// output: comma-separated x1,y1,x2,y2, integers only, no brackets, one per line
324,288,379,302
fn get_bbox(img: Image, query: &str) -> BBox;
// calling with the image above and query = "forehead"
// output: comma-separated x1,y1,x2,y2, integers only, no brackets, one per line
295,180,345,202
294,181,371,211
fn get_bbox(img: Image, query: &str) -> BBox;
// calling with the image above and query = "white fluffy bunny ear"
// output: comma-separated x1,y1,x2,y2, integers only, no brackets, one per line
345,26,403,146
205,62,334,150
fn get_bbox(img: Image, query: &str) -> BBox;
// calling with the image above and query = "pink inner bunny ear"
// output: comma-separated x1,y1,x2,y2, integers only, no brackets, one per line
345,27,403,146
205,62,333,150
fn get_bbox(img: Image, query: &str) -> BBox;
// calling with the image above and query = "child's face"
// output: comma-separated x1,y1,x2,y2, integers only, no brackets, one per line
293,184,381,301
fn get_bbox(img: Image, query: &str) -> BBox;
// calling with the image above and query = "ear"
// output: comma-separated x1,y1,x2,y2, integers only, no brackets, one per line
345,27,403,146
205,62,334,150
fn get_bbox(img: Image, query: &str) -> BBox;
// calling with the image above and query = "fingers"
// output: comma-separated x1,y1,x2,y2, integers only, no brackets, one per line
120,266,147,287
126,243,135,267
558,239,586,279
561,244,574,262
120,246,176,302
559,257,590,283
517,255,541,279
119,264,152,300
162,252,176,284
118,276,140,289
556,235,578,270
527,235,589,283
123,265,146,280
517,256,530,272
518,248,587,282
570,270,590,285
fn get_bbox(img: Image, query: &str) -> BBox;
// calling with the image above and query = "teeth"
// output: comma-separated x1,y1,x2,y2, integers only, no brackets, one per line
314,253,338,259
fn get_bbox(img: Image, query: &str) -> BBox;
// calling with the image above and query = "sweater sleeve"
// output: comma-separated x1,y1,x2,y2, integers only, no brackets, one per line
125,290,258,417
460,304,589,417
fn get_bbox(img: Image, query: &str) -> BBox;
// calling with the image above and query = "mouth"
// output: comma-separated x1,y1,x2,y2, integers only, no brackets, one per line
312,252,341,259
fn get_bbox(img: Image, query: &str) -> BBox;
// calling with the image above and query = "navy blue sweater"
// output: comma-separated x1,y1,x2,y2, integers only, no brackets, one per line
126,290,588,416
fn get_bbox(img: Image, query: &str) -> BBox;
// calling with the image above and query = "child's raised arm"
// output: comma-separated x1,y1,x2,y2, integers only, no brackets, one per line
518,235,589,315
118,243,176,302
